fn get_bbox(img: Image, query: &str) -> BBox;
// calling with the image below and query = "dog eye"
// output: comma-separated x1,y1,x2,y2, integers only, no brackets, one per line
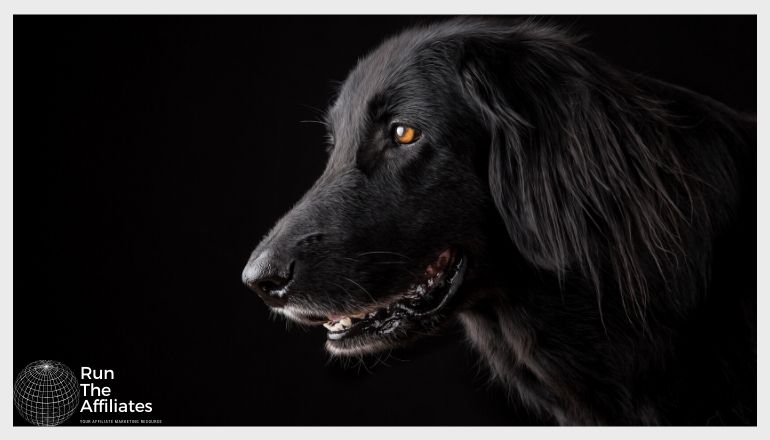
393,125,421,145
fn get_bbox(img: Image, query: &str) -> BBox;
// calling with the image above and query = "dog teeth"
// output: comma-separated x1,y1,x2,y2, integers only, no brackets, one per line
323,316,355,332
323,321,344,332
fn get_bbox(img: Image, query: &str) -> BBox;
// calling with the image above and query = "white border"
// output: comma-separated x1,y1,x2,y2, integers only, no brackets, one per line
1,1,764,440
0,0,764,14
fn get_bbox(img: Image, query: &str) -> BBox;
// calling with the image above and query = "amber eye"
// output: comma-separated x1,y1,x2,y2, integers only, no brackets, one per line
393,125,421,145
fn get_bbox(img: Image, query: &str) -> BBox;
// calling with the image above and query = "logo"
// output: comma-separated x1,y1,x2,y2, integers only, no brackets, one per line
14,360,80,426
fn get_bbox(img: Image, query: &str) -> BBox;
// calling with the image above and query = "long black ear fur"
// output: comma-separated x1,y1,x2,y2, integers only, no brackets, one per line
457,20,740,323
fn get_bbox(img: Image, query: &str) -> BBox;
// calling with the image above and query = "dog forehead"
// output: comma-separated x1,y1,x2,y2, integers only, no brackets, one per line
326,28,454,160
330,38,419,122
326,19,512,132
347,33,424,95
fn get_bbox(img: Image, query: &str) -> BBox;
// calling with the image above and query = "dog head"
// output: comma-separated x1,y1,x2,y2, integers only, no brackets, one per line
242,19,719,355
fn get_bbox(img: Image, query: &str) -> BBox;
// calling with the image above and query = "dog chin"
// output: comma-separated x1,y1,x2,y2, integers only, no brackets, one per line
268,306,402,356
324,338,396,357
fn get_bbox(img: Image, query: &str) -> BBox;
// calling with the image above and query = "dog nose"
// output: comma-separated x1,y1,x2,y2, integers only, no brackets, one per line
242,250,294,307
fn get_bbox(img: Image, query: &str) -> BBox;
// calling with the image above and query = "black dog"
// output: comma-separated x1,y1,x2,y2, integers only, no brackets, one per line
242,18,756,425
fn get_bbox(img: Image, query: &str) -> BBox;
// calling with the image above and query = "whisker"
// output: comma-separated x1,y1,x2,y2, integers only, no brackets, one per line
298,103,328,118
356,251,412,261
328,281,353,297
341,276,377,303
298,119,329,127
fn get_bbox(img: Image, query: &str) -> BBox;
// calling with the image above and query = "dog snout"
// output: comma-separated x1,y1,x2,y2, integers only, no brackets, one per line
242,249,295,307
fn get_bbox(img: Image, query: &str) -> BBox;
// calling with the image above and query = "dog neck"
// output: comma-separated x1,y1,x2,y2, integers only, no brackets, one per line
457,292,573,424
457,288,666,425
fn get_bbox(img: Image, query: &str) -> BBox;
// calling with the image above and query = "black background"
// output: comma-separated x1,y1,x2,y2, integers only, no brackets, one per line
13,16,756,426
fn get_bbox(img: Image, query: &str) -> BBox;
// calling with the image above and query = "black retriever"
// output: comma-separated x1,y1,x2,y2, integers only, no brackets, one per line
242,18,756,425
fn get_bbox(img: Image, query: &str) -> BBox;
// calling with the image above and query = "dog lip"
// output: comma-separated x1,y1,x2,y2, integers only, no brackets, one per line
324,250,467,343
277,310,330,326
396,254,466,317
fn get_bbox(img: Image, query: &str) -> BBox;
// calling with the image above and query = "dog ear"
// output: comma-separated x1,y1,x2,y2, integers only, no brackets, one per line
457,24,719,321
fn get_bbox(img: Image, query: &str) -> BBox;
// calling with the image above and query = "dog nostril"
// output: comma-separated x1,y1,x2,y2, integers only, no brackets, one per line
243,256,295,308
257,276,290,295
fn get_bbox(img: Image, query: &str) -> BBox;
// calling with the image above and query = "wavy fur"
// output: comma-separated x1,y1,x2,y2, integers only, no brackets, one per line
244,18,756,425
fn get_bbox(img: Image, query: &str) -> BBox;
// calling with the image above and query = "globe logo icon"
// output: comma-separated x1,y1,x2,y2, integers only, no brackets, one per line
14,360,80,426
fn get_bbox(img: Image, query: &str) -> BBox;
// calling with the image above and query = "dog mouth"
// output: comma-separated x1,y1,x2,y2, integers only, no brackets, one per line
320,247,467,353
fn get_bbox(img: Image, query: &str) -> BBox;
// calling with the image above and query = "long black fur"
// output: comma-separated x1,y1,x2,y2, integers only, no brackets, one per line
242,18,756,425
